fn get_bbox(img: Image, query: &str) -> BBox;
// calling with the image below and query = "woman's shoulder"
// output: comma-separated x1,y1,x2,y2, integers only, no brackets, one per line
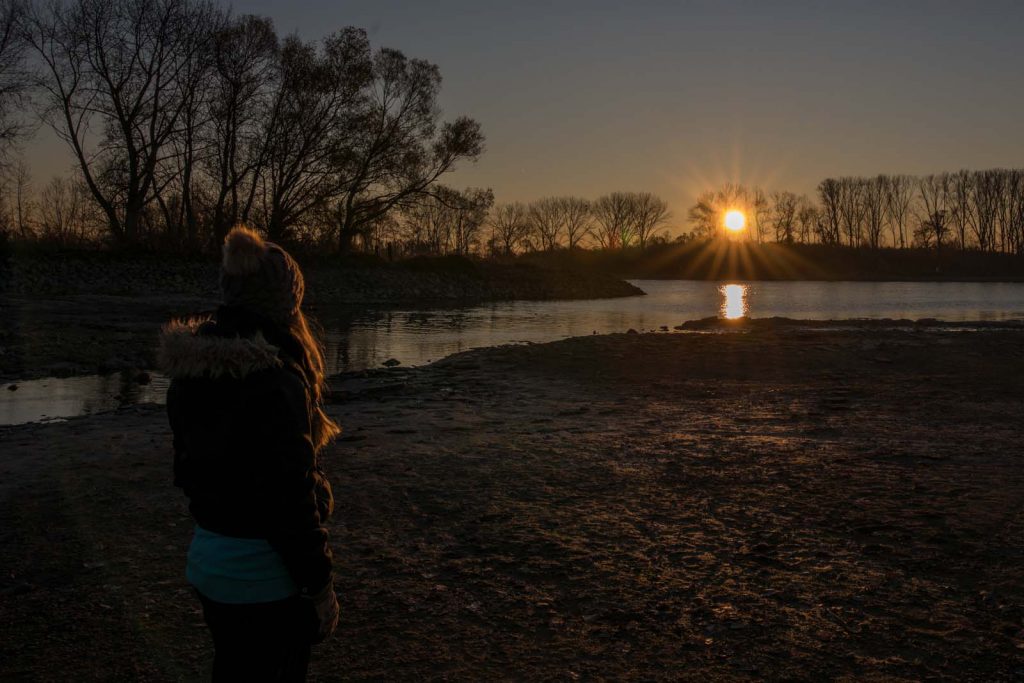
159,316,286,382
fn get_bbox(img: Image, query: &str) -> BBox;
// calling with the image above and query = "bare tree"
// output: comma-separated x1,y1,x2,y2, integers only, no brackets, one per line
836,177,867,246
489,201,530,255
1001,169,1024,255
38,174,97,244
970,169,1000,251
332,46,484,251
816,178,842,244
795,195,818,244
917,173,951,255
0,0,30,157
686,190,719,238
750,187,769,243
557,196,592,250
862,175,887,249
593,192,636,248
259,29,372,242
770,191,799,243
449,187,493,255
155,3,222,247
914,210,949,254
205,13,278,243
528,197,563,250
402,188,449,253
917,174,950,229
399,185,492,255
947,170,974,251
9,156,31,238
25,0,218,244
630,192,669,248
884,174,914,249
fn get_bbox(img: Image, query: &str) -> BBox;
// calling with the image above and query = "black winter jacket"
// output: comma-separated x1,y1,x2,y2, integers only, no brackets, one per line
161,306,334,595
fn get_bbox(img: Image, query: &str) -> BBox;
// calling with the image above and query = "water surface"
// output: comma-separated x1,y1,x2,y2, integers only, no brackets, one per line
3,280,1023,425
317,280,1024,373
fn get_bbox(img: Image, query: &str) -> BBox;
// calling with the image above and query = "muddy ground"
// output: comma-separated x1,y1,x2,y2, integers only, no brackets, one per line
2,326,1023,681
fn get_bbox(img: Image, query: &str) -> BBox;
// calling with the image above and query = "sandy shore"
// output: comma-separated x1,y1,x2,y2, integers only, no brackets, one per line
2,326,1023,680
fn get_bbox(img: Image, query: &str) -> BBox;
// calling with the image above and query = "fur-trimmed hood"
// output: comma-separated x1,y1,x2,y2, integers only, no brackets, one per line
159,317,283,379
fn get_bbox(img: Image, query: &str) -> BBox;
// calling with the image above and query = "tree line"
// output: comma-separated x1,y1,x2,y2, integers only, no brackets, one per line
0,0,676,257
688,170,1024,255
2,1,1018,259
0,0,484,252
481,192,670,256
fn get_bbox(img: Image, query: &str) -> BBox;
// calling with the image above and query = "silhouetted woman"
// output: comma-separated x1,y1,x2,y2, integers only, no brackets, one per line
161,226,340,680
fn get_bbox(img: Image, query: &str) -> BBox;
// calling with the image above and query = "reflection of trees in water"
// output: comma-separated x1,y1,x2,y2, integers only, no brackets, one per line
316,305,493,373
312,308,363,375
317,307,429,374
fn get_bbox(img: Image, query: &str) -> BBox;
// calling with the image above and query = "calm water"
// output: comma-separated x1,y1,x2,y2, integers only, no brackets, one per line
316,280,1024,374
3,280,1024,425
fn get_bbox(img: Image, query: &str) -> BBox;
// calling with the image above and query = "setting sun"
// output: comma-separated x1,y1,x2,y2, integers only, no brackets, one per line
724,210,746,232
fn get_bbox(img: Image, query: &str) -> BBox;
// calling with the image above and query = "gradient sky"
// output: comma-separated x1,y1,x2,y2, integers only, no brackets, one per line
28,0,1024,234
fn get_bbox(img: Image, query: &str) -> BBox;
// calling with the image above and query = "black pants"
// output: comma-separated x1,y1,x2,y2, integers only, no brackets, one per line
197,592,313,682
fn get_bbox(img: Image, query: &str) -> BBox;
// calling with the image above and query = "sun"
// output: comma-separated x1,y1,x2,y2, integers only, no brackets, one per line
724,210,746,232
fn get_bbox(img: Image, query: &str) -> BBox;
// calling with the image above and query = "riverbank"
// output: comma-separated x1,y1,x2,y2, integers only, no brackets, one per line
0,251,642,381
2,325,1022,680
0,250,643,303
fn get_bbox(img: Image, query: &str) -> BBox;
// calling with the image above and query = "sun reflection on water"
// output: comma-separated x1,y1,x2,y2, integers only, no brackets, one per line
720,283,748,319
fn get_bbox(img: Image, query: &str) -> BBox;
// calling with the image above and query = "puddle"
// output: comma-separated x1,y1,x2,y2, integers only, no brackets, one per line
1,372,169,426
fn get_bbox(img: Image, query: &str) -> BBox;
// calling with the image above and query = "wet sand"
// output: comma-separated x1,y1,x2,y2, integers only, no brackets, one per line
2,325,1023,680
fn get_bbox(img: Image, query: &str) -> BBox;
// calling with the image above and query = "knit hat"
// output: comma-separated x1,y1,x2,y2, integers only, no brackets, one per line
220,226,305,326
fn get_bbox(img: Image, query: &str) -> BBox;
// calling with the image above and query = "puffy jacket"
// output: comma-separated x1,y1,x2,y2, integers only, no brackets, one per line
161,305,334,595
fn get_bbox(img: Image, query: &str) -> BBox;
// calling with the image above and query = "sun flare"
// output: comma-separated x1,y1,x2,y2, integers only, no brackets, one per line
724,210,746,232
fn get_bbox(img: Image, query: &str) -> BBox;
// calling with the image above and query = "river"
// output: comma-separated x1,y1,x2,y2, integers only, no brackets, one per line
3,280,1023,425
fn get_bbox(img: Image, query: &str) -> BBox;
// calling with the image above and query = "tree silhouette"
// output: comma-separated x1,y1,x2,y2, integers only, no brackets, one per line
206,14,278,245
25,0,219,245
631,192,670,248
0,0,29,157
332,47,484,252
593,192,637,248
260,29,372,242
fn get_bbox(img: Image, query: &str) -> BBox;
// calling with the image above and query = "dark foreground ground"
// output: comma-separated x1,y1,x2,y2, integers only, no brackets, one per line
2,326,1023,681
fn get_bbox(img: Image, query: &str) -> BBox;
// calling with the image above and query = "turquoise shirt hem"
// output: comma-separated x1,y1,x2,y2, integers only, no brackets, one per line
186,525,298,604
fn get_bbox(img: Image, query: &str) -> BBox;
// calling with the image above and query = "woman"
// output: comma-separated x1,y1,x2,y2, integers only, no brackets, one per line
161,226,340,680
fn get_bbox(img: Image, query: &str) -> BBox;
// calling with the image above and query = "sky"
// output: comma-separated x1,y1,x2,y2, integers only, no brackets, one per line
27,0,1024,234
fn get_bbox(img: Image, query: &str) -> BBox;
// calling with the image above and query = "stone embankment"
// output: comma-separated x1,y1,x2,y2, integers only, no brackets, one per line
0,251,643,304
0,251,642,380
